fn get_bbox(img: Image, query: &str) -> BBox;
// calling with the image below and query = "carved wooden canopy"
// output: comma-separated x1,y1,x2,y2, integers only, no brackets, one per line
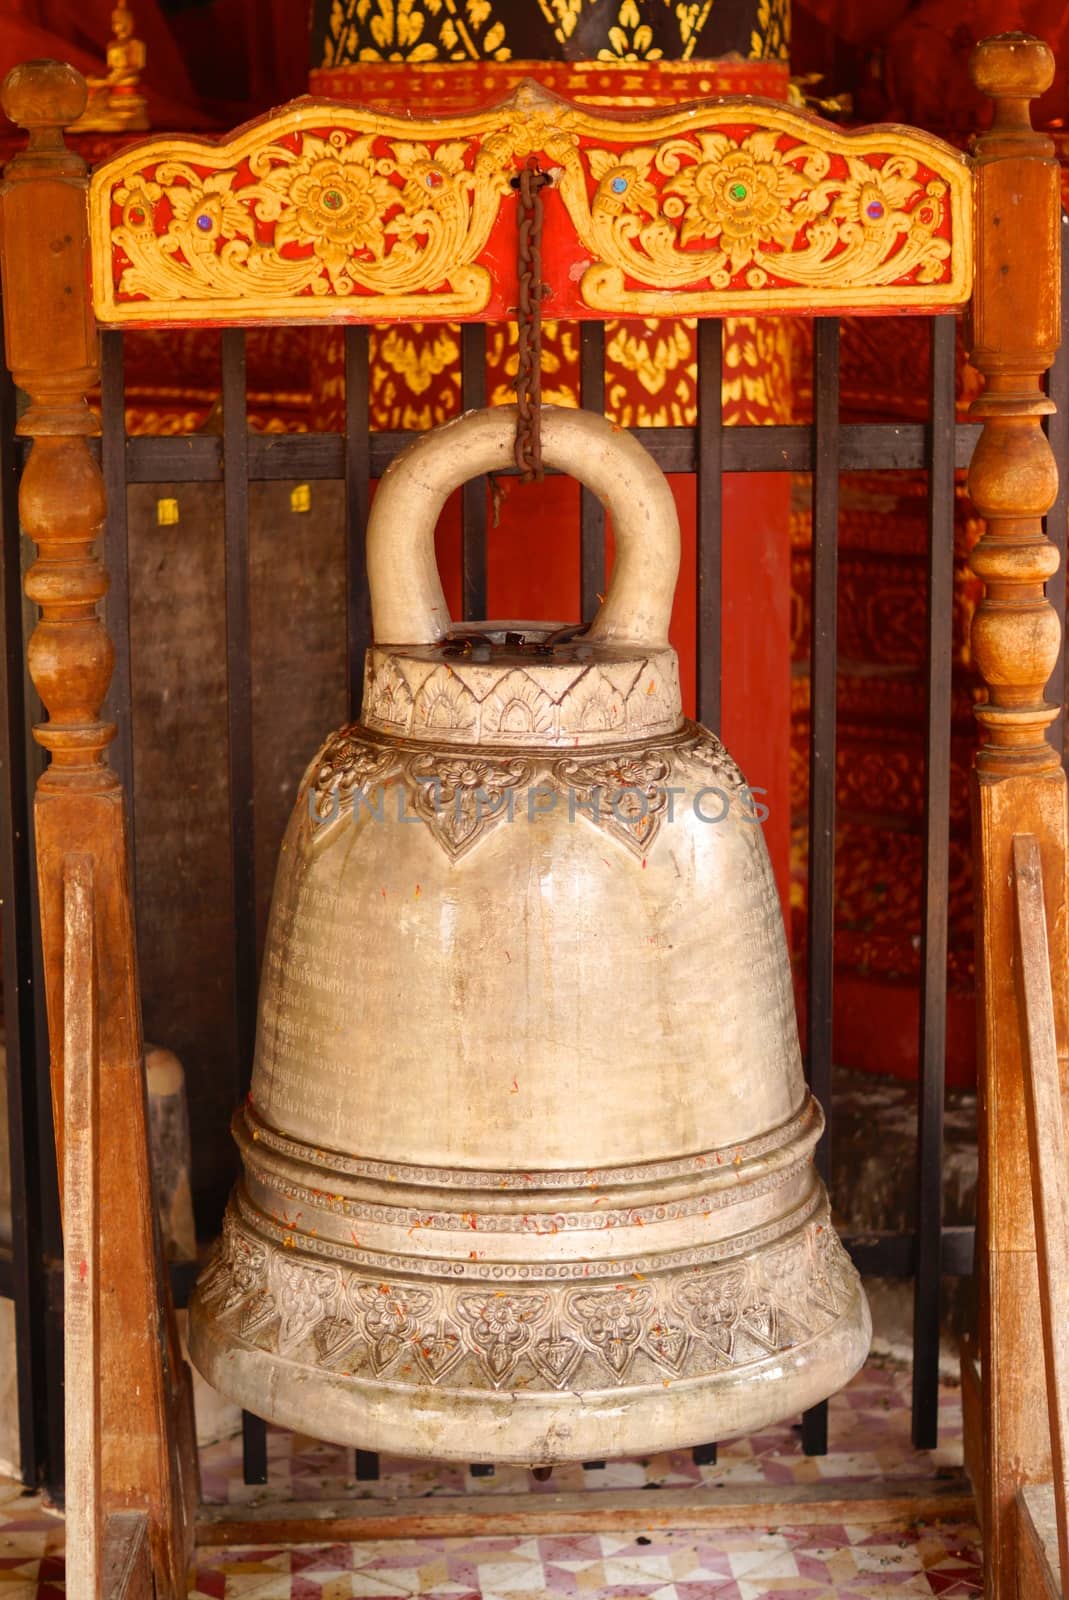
89,81,973,327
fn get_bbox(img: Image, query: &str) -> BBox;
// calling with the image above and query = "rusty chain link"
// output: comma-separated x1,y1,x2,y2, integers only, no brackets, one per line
514,155,551,481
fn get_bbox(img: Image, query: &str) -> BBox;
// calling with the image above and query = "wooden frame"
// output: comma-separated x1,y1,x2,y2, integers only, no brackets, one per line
0,33,1064,1599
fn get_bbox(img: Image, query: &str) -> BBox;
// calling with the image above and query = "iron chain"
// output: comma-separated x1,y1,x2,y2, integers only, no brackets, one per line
514,156,550,481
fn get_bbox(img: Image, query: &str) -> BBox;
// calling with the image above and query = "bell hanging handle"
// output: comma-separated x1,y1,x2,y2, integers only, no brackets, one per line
366,405,681,648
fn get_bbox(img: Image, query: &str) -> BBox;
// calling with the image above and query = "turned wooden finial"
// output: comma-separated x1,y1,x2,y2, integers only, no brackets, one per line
965,33,1062,777
0,60,117,779
971,33,1055,126
1,57,88,132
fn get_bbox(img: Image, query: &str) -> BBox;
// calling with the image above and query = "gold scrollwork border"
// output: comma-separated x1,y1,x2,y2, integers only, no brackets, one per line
88,83,973,326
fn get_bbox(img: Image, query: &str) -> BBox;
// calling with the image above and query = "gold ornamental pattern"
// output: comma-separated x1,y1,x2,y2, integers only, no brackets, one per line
90,90,972,324
322,0,512,63
318,0,788,64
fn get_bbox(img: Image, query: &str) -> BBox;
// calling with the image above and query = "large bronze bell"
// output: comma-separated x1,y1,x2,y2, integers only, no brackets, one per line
189,407,870,1462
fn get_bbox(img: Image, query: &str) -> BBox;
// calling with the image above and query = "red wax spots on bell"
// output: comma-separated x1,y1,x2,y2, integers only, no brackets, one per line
510,1077,519,1093
79,1259,88,1282
414,883,421,898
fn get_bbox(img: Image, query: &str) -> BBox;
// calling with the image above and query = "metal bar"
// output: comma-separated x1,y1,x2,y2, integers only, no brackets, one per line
579,323,606,623
1044,210,1069,764
696,319,724,732
693,322,723,1470
89,421,986,487
221,330,257,1094
0,290,47,1487
461,324,487,621
841,1226,975,1278
802,317,841,1459
344,327,371,722
99,332,135,854
220,330,268,1488
911,314,957,1450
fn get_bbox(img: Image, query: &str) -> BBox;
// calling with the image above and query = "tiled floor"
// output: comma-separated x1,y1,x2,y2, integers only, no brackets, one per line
0,1357,982,1597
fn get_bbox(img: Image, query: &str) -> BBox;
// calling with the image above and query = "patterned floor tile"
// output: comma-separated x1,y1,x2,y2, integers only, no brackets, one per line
0,1357,985,1595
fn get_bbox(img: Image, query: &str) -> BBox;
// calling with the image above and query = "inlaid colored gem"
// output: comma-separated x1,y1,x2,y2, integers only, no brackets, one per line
729,182,748,200
866,199,885,220
129,206,145,225
195,213,213,231
611,175,628,193
323,189,344,211
425,170,444,189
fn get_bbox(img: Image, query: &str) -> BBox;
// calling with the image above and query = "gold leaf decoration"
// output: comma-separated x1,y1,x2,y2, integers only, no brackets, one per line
751,0,789,61
675,1,715,60
536,0,586,43
598,0,664,61
322,0,512,62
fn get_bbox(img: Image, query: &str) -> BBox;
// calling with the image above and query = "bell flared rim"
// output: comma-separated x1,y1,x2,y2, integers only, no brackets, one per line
189,1227,871,1464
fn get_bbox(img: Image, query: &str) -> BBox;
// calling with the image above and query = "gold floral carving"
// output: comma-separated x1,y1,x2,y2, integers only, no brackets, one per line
568,123,966,312
90,87,972,325
96,116,517,320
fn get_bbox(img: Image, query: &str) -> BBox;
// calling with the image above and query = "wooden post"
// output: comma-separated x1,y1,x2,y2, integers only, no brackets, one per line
0,61,195,1596
966,33,1066,1600
1013,835,1069,1593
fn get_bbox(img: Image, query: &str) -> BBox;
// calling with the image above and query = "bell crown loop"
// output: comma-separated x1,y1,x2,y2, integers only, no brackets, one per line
366,404,681,649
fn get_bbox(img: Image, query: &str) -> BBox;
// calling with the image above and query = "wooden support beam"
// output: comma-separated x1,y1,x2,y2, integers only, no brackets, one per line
196,1477,977,1549
0,60,196,1596
103,1512,153,1600
966,33,1066,1600
1019,1485,1063,1600
63,855,101,1597
1013,833,1069,1593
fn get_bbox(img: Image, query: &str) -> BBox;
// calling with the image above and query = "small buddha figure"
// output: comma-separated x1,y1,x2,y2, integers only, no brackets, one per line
74,1,149,132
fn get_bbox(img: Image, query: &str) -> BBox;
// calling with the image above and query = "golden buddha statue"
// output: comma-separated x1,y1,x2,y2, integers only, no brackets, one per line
74,1,149,132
